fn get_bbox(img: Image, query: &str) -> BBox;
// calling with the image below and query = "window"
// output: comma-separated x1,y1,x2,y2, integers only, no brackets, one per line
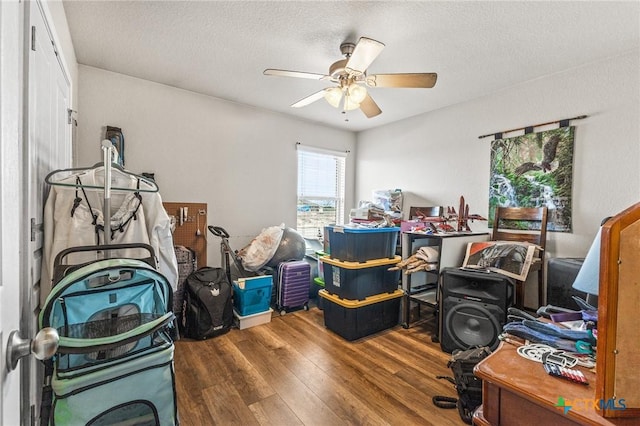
297,145,346,239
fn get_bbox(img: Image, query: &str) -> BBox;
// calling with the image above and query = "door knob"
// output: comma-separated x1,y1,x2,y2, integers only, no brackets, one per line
6,327,59,371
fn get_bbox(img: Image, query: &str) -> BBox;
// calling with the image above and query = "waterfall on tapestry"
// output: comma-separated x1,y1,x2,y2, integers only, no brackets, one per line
489,126,574,232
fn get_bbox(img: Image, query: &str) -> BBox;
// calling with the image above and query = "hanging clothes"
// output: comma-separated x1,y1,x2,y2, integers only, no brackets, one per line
41,166,178,308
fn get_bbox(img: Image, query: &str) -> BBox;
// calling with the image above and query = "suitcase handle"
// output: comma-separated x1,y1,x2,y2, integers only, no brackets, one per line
208,225,229,238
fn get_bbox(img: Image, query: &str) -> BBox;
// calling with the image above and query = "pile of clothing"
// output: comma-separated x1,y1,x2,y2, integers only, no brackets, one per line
389,246,439,274
502,302,597,358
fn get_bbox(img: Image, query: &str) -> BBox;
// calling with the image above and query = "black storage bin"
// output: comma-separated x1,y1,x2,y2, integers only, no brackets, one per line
322,256,400,300
324,225,399,262
319,289,402,341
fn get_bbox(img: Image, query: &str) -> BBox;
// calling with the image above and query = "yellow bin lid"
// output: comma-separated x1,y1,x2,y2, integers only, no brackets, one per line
321,255,401,269
318,289,404,308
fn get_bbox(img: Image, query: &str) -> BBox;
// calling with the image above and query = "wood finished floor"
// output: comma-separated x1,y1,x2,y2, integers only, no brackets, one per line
174,306,466,425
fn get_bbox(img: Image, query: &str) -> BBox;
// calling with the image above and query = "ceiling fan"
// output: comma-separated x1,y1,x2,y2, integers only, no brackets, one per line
263,36,437,118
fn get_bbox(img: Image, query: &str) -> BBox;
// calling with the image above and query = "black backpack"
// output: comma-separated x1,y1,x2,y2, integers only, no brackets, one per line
183,267,233,339
433,346,492,424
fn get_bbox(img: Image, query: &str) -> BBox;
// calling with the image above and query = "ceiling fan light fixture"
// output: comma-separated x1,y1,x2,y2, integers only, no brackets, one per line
324,87,343,108
348,83,367,104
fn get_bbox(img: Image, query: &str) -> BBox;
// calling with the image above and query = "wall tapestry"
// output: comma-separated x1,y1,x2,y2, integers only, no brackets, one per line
489,126,574,232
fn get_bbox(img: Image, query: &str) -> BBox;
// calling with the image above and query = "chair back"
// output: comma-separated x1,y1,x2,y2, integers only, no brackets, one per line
491,207,548,250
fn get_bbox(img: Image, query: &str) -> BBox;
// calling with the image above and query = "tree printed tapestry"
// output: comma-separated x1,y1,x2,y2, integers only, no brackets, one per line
489,127,574,232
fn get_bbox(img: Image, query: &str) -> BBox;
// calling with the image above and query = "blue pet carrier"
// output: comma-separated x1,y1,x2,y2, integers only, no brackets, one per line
39,244,179,425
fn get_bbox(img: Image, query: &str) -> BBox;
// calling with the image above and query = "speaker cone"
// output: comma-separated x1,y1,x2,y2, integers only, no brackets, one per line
442,300,503,352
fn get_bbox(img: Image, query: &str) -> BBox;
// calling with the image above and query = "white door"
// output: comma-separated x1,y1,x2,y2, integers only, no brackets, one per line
1,1,25,424
25,0,72,422
1,1,71,424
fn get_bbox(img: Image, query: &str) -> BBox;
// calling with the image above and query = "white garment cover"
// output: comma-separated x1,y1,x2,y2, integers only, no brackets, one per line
40,167,178,307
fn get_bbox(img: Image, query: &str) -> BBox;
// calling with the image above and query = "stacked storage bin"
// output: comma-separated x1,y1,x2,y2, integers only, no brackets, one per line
232,275,274,329
319,226,403,341
312,251,327,310
306,250,326,299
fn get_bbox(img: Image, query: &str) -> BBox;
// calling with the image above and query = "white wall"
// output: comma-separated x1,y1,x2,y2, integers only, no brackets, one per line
76,66,356,266
356,51,640,261
75,50,639,268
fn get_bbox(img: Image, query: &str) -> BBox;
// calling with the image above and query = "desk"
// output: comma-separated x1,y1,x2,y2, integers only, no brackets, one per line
473,343,637,425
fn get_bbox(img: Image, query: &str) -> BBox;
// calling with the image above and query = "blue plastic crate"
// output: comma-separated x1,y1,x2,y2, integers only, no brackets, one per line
325,225,399,263
233,276,273,316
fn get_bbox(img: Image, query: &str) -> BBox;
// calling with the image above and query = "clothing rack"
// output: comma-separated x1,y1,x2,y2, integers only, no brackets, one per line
102,140,113,249
44,162,158,193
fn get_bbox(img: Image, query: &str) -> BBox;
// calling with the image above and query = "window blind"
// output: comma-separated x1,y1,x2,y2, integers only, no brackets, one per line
296,145,346,239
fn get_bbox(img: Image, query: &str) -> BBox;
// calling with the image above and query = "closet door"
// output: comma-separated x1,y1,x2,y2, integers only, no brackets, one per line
25,0,72,422
0,1,24,425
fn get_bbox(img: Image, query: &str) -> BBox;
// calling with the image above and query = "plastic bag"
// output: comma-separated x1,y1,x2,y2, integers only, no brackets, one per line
238,225,284,271
373,189,403,212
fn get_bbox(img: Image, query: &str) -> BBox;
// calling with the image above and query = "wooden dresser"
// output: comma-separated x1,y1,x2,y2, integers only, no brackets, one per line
473,343,637,425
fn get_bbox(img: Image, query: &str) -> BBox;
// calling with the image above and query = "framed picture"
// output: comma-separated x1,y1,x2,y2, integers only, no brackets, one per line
462,241,540,281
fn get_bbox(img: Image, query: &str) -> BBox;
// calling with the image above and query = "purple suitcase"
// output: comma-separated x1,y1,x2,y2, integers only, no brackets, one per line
276,260,310,315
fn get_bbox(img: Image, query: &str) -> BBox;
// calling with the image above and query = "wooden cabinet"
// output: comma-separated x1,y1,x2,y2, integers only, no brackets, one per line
474,343,637,425
596,202,640,418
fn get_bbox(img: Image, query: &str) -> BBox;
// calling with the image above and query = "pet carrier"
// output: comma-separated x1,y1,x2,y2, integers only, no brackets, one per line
39,244,179,426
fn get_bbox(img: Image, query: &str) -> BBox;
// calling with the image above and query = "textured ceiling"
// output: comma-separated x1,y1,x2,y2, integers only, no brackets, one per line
63,1,640,132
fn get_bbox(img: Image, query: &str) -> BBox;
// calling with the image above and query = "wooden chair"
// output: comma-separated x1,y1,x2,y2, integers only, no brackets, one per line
491,206,548,310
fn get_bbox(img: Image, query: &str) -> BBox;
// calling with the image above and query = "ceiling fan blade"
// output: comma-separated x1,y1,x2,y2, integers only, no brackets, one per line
291,89,327,108
263,69,328,80
345,37,385,75
366,73,438,88
359,93,382,118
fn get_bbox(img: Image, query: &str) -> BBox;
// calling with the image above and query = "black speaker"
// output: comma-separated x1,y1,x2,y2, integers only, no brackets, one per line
440,268,514,353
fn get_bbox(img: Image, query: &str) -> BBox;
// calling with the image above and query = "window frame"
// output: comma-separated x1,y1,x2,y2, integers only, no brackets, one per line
296,144,346,239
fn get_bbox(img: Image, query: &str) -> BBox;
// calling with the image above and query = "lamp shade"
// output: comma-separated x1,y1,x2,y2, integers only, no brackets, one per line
572,228,601,296
348,83,367,104
324,87,343,108
343,96,360,111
